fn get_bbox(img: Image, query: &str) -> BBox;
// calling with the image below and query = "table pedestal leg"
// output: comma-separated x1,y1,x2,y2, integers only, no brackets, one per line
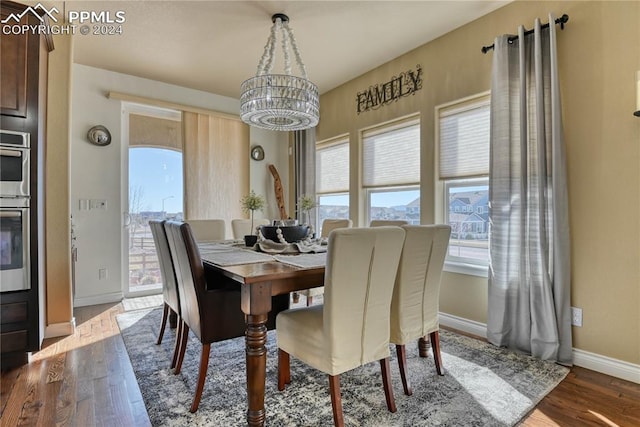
246,313,268,426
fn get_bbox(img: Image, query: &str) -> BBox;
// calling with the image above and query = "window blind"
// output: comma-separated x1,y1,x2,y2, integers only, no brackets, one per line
439,102,490,179
316,141,349,194
362,122,420,187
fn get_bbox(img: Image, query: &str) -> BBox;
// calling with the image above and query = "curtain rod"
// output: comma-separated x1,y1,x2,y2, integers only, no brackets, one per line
481,14,569,54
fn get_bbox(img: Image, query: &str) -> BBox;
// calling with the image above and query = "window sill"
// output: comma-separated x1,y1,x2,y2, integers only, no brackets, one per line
444,261,488,278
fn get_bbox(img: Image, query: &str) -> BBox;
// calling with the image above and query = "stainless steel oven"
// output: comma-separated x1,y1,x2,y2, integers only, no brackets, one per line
0,197,30,292
0,130,30,198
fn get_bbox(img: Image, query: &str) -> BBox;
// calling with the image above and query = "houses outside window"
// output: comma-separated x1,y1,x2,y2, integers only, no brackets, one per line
316,136,349,235
362,116,420,224
437,93,490,275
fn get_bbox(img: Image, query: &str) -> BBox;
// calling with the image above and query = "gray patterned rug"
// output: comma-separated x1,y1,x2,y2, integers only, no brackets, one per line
117,308,568,426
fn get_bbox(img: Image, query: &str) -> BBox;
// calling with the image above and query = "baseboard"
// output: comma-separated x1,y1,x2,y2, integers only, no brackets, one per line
439,312,487,338
573,348,640,384
44,318,76,338
439,311,639,384
74,292,123,308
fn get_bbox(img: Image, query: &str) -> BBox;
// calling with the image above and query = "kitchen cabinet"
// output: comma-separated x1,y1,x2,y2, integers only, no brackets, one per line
1,0,53,370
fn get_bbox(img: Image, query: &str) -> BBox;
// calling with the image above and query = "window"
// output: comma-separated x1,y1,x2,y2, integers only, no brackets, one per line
316,137,349,234
362,117,420,224
128,146,183,293
437,94,490,274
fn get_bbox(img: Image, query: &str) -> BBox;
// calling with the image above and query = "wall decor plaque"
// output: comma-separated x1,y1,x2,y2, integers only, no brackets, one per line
356,65,423,114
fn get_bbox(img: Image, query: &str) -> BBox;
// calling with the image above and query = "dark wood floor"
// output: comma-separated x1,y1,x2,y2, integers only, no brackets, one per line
1,302,639,426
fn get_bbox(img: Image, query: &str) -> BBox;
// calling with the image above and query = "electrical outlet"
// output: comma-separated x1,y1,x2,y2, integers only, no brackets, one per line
571,306,582,327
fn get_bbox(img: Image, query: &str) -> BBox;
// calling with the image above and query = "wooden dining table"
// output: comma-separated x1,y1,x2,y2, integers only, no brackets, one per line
203,257,325,427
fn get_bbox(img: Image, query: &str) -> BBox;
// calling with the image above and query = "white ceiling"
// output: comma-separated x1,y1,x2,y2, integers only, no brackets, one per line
71,1,510,98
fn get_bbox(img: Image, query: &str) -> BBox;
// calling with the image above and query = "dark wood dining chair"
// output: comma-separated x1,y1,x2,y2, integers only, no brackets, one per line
276,226,406,426
390,224,451,395
164,221,247,412
149,220,182,369
163,221,288,412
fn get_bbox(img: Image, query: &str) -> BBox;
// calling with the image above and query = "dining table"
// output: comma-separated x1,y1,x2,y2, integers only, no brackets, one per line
199,242,326,427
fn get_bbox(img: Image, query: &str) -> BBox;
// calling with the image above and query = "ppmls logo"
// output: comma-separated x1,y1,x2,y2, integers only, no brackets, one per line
2,3,126,36
1,2,59,24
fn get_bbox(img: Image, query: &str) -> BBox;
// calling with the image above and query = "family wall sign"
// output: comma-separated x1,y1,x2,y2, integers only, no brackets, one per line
356,65,423,114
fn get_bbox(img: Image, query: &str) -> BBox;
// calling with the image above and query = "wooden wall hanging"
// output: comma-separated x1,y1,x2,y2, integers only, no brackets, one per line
268,164,288,219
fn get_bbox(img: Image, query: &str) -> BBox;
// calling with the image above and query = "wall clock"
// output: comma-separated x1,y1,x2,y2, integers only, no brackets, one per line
251,145,265,161
87,125,112,146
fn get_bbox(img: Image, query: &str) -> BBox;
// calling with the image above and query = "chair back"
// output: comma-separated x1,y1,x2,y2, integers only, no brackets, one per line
164,221,260,343
149,220,180,315
165,221,208,339
390,225,451,344
186,219,226,242
231,218,270,239
369,219,409,227
320,218,353,238
323,226,405,374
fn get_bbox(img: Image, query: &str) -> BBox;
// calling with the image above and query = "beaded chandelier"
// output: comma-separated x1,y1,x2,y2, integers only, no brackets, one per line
240,14,319,131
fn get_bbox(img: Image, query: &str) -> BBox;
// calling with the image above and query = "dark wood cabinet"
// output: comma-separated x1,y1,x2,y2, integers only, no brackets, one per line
0,23,29,117
1,1,53,370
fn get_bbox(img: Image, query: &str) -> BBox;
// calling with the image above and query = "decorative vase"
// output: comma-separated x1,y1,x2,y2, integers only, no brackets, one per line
244,235,258,247
258,225,310,243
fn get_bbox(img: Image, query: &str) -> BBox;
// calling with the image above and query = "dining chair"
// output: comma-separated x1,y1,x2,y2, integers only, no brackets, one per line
149,220,182,369
163,220,249,412
276,226,406,426
185,219,226,242
297,218,353,306
390,224,451,396
369,219,409,227
231,218,270,239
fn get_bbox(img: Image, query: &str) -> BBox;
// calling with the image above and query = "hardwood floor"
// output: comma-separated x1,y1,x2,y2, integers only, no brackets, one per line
1,302,639,426
1,303,149,427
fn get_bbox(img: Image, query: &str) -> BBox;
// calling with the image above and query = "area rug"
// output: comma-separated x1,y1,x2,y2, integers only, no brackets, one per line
117,308,568,426
122,294,163,312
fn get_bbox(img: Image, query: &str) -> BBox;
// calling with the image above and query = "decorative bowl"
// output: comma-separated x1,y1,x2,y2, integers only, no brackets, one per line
259,225,311,243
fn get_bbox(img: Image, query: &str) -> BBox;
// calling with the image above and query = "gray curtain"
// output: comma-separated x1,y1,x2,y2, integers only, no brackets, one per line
487,14,573,365
293,129,316,224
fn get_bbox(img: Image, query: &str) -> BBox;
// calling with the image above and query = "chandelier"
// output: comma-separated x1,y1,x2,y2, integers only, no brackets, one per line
240,14,319,131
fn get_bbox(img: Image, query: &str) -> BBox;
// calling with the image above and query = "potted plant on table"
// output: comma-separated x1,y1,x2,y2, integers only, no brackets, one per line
240,190,266,246
298,194,317,226
297,194,317,238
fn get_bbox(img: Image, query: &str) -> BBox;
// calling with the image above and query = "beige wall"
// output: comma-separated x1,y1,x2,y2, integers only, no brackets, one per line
317,1,640,364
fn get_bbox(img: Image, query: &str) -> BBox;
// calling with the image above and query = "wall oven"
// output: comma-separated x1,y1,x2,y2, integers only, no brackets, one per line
0,130,31,292
0,130,30,198
0,197,30,292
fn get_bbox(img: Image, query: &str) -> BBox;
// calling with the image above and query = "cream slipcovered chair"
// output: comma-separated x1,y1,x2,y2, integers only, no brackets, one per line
297,218,353,306
231,218,270,239
185,219,226,242
390,224,451,396
369,219,409,227
277,226,406,426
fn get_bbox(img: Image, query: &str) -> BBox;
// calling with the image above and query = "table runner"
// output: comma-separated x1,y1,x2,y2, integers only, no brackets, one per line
273,253,327,269
197,241,242,252
200,249,275,266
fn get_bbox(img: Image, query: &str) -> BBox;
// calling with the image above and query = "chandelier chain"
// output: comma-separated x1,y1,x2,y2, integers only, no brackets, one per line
255,17,308,79
257,17,279,75
284,23,308,79
281,21,292,76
